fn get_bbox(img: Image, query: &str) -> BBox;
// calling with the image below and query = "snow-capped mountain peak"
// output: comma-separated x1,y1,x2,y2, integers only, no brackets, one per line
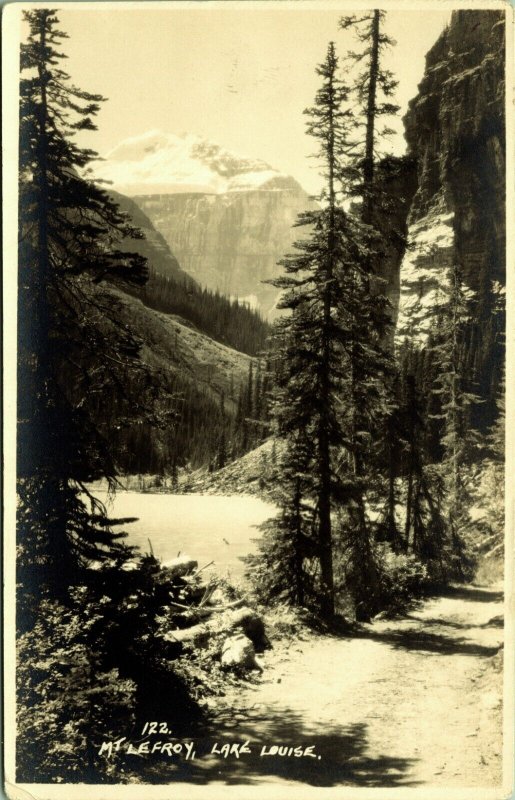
92,130,287,195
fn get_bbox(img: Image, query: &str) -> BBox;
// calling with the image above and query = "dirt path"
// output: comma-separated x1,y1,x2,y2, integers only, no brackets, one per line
146,584,504,789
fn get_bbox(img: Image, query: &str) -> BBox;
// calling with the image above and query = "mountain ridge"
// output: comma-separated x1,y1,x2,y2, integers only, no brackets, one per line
94,130,295,196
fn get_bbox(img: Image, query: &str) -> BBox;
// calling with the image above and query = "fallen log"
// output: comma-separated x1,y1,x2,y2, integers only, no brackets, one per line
168,598,245,616
163,605,269,650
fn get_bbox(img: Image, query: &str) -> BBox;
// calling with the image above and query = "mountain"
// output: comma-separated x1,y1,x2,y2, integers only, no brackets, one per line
105,285,265,473
95,130,289,195
113,188,270,357
396,10,505,346
94,131,317,318
108,287,254,400
101,192,270,472
392,9,505,428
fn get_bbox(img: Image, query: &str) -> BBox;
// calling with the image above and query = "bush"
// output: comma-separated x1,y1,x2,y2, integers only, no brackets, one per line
17,594,137,783
373,545,430,616
16,555,211,782
244,513,319,610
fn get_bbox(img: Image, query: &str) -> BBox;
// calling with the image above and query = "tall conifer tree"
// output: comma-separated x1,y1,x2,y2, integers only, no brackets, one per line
253,43,352,616
333,10,399,619
430,262,479,577
254,38,396,619
17,9,158,606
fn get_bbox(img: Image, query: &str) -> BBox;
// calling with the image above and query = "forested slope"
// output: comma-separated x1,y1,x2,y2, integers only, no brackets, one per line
103,287,269,471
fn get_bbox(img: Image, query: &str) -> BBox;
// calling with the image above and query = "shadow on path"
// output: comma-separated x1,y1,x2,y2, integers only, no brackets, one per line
404,614,504,631
434,585,504,603
140,713,420,787
355,626,501,657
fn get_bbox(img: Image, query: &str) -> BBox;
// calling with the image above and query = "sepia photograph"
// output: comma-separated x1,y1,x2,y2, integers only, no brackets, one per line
2,1,513,797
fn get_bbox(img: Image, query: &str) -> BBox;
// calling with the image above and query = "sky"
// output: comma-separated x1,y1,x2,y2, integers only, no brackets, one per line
19,3,452,194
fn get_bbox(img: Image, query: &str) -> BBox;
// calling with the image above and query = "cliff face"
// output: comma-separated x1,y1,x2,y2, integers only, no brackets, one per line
134,176,316,319
372,156,418,338
112,190,197,287
397,9,505,342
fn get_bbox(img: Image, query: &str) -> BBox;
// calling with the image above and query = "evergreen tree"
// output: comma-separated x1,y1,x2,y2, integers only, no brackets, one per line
255,35,399,620
334,10,399,618
375,375,404,551
332,215,393,619
17,8,160,607
401,370,423,552
246,432,317,607
261,43,353,616
339,10,399,222
217,393,227,470
429,262,480,578
15,12,200,781
474,368,505,563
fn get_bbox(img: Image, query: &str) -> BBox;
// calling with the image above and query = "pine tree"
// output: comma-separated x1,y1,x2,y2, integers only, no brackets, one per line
474,368,505,562
255,35,400,620
246,432,317,607
429,261,479,578
339,10,399,222
333,216,393,619
332,10,399,619
17,9,159,607
217,392,227,470
375,375,404,551
261,43,355,616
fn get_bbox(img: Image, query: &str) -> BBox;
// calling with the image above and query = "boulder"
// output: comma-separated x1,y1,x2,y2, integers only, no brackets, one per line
221,633,263,672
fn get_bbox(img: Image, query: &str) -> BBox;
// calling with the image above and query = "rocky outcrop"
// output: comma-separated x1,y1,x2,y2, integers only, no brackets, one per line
134,176,316,319
112,190,196,287
371,156,418,336
397,9,505,343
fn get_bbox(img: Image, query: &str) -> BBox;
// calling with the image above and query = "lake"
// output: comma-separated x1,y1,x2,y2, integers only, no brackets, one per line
93,491,277,582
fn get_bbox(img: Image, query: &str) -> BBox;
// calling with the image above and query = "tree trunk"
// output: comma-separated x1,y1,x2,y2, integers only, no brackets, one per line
316,50,338,619
363,9,380,226
293,476,305,606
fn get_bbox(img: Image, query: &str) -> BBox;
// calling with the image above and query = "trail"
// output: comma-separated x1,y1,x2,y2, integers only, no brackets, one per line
146,584,504,789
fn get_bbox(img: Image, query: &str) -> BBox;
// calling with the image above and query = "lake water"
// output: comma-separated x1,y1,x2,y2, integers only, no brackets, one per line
93,491,277,582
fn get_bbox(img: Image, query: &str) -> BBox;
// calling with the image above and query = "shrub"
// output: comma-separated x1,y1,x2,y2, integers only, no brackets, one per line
244,512,319,610
17,594,137,783
373,545,430,616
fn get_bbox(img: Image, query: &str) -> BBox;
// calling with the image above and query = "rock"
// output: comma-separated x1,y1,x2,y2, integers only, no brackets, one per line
221,633,263,671
161,555,198,578
208,587,230,605
397,9,505,352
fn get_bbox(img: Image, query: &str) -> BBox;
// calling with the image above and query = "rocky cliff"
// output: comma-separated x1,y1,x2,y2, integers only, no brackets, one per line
397,9,505,343
134,176,316,318
111,190,196,287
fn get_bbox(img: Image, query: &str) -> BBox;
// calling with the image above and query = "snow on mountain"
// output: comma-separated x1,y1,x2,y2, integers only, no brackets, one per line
92,130,287,196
